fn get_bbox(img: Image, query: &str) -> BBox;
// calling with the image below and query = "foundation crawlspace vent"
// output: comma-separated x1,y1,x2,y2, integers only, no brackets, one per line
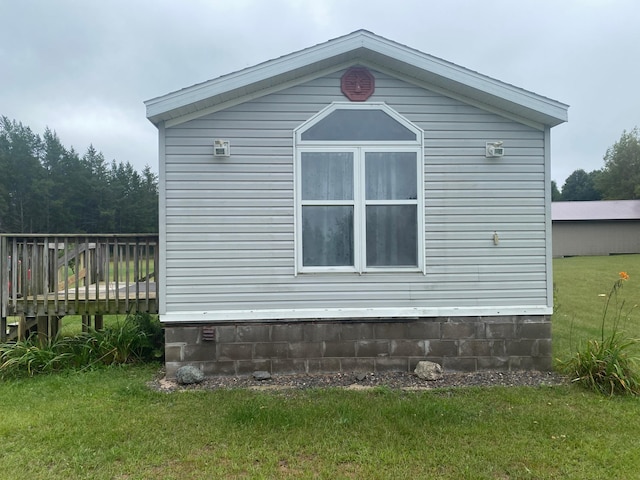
201,326,216,342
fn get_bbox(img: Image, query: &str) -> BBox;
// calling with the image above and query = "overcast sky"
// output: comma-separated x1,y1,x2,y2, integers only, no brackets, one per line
1,0,638,186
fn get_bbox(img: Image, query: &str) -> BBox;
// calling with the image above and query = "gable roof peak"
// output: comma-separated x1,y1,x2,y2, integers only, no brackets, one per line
145,30,568,129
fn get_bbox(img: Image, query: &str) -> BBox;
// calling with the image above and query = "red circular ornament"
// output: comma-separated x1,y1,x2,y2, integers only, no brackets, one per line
341,67,375,101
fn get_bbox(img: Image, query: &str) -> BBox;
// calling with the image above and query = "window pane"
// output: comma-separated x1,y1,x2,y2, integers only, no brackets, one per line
301,109,417,141
366,205,417,266
302,206,354,266
365,152,417,200
301,152,353,200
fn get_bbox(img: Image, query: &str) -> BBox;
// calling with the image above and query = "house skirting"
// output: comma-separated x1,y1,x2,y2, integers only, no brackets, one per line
163,315,552,378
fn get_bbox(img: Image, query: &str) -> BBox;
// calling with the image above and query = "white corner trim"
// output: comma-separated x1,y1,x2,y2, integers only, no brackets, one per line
160,306,552,323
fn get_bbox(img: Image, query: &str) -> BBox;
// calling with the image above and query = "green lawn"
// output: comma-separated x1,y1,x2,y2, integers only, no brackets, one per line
59,314,128,337
1,366,639,479
552,254,640,363
0,255,639,479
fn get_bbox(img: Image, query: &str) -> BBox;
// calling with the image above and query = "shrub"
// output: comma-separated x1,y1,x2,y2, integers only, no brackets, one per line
0,314,164,379
90,313,164,364
561,272,640,396
129,312,165,362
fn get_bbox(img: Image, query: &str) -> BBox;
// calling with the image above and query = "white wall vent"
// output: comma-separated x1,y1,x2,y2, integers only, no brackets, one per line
213,140,230,157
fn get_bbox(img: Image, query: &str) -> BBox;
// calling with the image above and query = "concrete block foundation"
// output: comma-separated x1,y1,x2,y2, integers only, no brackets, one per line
163,315,552,378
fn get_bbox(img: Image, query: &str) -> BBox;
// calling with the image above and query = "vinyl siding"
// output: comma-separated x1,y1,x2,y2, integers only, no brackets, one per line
162,69,548,316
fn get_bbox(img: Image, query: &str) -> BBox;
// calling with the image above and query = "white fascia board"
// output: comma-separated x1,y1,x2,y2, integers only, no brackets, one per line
366,61,547,131
145,33,368,123
359,37,568,126
160,305,552,323
145,30,568,127
164,61,354,128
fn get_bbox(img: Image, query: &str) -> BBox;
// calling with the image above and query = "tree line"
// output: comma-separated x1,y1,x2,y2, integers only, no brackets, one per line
553,128,640,201
0,116,158,234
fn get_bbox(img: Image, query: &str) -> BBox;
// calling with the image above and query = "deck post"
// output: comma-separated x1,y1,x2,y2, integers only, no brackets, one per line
82,315,90,332
36,315,48,346
49,315,60,339
17,315,28,341
95,314,104,331
1,235,7,321
1,316,7,342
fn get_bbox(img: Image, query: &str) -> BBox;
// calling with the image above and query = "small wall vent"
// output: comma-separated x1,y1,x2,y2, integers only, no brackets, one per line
202,326,216,342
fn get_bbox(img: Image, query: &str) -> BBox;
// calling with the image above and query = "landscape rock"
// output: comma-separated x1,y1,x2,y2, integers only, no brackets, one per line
253,370,272,381
175,365,205,385
355,373,367,382
414,361,444,381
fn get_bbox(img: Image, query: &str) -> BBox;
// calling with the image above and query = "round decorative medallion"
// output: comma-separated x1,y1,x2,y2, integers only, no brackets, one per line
341,67,375,101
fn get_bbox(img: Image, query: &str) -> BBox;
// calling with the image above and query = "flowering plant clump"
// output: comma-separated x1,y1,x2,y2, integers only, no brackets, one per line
562,272,640,396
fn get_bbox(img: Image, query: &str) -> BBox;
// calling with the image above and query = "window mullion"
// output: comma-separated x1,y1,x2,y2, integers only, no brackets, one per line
354,147,365,273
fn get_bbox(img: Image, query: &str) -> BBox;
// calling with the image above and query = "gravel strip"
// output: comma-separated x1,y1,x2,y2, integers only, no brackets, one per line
150,370,567,393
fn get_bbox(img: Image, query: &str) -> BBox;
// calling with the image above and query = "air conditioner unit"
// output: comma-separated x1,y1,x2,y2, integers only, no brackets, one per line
485,142,504,158
213,140,230,157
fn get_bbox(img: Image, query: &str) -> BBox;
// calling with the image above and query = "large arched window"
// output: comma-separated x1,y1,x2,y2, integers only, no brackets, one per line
294,103,424,274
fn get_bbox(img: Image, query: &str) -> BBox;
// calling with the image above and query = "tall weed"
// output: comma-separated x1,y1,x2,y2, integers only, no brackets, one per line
0,340,71,378
560,272,640,395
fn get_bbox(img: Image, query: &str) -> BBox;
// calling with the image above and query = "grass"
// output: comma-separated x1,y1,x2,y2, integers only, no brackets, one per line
0,366,639,479
552,254,640,364
6,314,129,337
59,314,126,336
0,255,639,478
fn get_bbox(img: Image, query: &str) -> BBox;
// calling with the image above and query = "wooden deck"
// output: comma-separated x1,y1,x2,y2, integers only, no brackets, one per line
1,234,158,341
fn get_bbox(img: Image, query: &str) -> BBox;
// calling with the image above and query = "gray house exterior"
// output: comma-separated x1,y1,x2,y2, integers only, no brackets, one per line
552,200,640,257
145,30,568,377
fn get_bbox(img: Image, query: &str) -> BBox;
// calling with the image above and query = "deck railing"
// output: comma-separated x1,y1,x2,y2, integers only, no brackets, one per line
1,234,158,340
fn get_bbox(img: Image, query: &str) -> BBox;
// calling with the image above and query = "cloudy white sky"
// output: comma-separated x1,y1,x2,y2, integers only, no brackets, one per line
1,0,638,186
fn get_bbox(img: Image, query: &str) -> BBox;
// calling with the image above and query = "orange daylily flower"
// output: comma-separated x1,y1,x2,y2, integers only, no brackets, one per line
619,271,630,281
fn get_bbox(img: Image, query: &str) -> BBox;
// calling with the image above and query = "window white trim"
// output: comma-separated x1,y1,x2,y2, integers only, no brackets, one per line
296,147,359,274
294,102,423,146
294,103,425,275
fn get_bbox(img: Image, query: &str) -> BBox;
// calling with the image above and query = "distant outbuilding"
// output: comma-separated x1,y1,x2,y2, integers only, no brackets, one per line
552,200,640,257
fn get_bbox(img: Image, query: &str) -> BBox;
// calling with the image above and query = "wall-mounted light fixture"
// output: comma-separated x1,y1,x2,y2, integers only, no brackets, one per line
486,141,504,158
213,139,231,158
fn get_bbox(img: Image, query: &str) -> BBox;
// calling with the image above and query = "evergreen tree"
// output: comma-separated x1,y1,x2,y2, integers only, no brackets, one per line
551,180,562,201
0,117,158,233
41,129,82,232
0,117,44,232
81,145,113,232
138,165,159,233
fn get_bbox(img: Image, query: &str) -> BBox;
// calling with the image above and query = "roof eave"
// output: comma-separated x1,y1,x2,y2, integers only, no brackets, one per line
145,30,568,128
